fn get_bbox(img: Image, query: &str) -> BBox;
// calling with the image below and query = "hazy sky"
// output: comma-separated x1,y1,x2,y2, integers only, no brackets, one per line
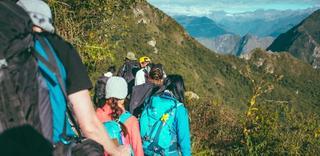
148,0,320,15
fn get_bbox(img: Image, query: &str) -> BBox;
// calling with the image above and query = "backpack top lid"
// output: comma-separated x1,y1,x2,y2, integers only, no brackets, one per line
147,91,181,118
0,0,33,58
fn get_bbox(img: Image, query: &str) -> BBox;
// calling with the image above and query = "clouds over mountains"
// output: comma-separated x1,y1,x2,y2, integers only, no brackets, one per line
148,0,320,15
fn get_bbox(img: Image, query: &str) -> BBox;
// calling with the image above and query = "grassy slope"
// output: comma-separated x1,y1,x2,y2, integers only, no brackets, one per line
49,0,320,114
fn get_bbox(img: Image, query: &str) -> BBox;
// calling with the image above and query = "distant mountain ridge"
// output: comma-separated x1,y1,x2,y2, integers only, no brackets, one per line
209,8,318,37
197,34,274,56
174,15,275,55
267,9,320,68
235,34,274,56
174,15,228,38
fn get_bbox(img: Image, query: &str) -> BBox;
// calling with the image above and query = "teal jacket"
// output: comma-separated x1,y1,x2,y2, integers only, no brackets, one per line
173,105,191,156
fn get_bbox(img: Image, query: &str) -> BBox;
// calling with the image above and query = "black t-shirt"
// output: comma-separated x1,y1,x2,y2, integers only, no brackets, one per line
43,33,92,95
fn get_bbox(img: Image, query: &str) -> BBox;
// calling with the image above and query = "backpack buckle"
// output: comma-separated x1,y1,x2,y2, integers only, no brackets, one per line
0,59,8,68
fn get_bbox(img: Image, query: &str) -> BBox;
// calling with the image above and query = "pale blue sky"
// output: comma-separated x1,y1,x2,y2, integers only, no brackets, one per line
148,0,320,15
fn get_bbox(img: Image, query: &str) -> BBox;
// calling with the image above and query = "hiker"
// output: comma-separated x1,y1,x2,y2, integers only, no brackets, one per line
129,63,165,117
117,52,140,95
139,74,191,156
0,0,129,155
96,77,144,156
135,56,152,86
93,65,117,108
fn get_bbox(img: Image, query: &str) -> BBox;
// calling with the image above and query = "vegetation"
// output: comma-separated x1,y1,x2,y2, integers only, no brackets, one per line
48,0,320,154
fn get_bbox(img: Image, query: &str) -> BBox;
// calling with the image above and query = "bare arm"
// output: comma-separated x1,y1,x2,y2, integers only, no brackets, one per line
68,89,129,156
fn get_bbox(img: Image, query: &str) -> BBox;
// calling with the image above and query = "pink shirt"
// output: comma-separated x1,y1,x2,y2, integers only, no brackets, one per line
96,105,144,156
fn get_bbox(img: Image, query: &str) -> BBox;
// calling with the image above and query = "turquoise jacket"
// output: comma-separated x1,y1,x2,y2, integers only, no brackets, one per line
173,105,191,156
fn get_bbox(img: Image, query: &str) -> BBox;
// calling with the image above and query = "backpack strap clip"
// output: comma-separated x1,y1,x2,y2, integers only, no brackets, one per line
0,59,8,68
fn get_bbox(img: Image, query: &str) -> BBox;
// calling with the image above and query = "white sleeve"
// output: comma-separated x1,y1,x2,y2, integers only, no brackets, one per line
135,70,145,86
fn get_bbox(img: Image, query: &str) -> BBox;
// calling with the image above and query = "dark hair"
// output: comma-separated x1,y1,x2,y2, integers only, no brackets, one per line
108,98,128,136
107,65,116,74
164,74,186,103
149,63,164,80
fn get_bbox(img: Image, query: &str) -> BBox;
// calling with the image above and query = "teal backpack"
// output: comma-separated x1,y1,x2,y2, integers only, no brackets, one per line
139,92,183,156
34,35,79,143
103,111,134,155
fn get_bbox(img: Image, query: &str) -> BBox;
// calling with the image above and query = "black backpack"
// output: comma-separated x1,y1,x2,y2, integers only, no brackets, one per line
0,0,43,134
129,83,161,117
118,60,140,82
93,75,110,108
118,60,140,95
0,0,80,144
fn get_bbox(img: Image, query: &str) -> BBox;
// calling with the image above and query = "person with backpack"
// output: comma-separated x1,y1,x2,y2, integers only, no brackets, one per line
96,76,144,156
93,65,117,108
139,74,191,156
135,56,151,86
0,0,130,155
129,63,165,117
118,52,140,95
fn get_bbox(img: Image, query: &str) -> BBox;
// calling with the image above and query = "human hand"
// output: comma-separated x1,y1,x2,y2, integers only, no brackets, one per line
113,145,130,156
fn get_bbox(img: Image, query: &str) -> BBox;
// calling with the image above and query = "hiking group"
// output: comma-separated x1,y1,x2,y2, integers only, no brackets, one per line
0,0,191,156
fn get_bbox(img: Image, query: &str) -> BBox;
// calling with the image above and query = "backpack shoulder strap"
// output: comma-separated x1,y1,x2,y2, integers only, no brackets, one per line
33,34,83,140
119,111,132,124
146,95,183,150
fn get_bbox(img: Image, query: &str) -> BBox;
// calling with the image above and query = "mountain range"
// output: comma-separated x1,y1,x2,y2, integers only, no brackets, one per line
173,8,318,55
209,8,318,37
268,9,320,69
174,15,276,55
197,34,274,55
174,16,228,38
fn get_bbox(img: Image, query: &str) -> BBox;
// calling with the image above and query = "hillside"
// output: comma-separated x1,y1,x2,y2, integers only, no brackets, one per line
49,0,253,106
267,9,320,69
48,0,320,154
49,0,320,116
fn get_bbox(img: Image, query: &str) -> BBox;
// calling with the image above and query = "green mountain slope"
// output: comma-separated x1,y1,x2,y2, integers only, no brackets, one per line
268,9,320,68
49,0,320,113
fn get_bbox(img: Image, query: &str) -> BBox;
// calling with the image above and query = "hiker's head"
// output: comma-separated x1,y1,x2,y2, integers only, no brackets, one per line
139,56,151,68
104,65,116,77
165,74,186,103
104,76,128,136
105,76,127,110
148,63,164,85
107,66,117,74
105,76,128,101
125,52,137,61
17,0,54,33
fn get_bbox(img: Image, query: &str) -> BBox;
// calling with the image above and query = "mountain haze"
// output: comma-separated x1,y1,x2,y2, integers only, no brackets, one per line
173,16,274,55
210,8,317,37
174,15,228,38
